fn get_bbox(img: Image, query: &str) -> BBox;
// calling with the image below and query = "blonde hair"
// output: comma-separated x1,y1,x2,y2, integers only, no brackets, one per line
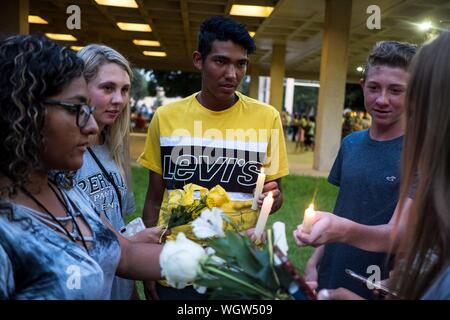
77,44,133,189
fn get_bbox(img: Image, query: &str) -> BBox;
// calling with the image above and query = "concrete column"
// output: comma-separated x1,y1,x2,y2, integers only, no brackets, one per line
259,76,270,104
264,77,271,104
269,43,286,112
249,64,260,99
314,0,352,171
0,0,29,38
284,77,295,114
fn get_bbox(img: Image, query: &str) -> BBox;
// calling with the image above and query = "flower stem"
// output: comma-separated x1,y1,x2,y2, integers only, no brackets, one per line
267,229,280,287
204,265,274,299
159,225,169,243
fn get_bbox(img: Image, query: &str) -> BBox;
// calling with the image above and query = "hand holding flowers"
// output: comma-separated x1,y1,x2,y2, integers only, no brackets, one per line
159,208,315,300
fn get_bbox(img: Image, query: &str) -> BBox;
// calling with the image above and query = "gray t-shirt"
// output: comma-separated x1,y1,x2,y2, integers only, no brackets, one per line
319,130,403,299
0,186,121,299
422,266,450,300
75,144,136,300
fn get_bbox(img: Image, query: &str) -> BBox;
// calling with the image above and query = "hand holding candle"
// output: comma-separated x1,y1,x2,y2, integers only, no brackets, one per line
254,191,274,241
252,167,266,210
302,203,316,234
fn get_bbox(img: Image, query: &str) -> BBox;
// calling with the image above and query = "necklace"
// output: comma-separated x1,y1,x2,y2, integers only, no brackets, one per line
20,183,89,252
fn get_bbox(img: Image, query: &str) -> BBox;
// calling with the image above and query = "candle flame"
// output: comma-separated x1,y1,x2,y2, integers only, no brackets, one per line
303,203,316,234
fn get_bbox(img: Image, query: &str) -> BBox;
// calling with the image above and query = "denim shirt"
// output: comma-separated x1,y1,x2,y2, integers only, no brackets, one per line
0,186,121,299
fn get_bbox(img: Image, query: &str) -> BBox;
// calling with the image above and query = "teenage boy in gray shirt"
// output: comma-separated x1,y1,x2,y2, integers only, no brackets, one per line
294,41,417,299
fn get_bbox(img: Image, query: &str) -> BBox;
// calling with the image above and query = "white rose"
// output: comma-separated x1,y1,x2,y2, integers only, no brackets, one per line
160,232,207,289
205,247,226,266
192,207,225,239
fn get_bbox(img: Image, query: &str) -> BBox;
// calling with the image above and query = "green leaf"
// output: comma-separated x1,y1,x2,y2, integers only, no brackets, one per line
198,265,277,299
167,207,194,229
252,250,278,291
225,232,262,274
274,265,295,291
206,234,281,295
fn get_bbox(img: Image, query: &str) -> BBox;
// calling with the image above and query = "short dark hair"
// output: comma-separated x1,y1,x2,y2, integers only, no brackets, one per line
363,41,417,79
197,16,256,59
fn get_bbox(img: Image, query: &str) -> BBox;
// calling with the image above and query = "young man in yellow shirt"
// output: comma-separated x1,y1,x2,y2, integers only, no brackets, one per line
138,15,289,299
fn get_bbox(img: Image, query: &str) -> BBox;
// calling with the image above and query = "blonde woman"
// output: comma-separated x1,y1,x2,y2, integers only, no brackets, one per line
76,45,160,300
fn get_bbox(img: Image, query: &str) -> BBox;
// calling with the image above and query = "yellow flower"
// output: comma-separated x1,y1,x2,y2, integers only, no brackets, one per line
182,183,209,207
199,188,208,199
181,187,194,206
167,189,185,211
206,185,231,208
184,183,208,196
191,200,204,219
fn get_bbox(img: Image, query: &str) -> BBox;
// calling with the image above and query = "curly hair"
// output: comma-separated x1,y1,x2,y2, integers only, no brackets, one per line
0,35,84,198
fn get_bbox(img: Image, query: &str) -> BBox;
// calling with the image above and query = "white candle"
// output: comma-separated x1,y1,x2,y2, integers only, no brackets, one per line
254,191,274,241
302,203,316,234
252,167,266,210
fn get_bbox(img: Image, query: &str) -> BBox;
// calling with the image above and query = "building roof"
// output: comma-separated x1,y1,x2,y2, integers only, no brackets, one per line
29,0,449,80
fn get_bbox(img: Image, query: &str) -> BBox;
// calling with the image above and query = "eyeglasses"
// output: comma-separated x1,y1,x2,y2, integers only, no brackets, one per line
43,100,96,129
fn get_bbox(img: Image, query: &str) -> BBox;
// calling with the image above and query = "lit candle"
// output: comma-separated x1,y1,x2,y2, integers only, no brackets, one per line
252,167,266,210
302,203,316,234
254,191,274,241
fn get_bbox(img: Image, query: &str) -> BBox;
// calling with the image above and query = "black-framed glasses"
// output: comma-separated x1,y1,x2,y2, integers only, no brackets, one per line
43,100,96,129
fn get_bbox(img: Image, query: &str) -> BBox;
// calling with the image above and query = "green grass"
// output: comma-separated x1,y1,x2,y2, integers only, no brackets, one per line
125,167,338,299
267,175,338,271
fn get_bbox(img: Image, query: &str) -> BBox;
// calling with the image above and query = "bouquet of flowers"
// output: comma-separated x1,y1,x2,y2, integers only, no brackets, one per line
160,184,231,239
159,208,317,300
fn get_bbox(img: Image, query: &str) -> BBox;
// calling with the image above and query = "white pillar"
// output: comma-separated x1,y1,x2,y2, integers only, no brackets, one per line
258,76,271,104
249,64,260,99
284,78,295,114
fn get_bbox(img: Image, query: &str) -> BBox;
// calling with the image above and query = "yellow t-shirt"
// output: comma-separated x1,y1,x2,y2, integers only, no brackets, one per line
138,91,289,240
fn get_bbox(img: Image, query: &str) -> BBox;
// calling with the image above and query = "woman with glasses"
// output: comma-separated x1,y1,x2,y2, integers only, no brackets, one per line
0,35,162,299
75,45,161,300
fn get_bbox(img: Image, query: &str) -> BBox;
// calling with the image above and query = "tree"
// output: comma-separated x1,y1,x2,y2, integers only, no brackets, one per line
345,84,364,111
145,70,202,98
292,86,319,115
130,68,148,100
237,76,250,95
